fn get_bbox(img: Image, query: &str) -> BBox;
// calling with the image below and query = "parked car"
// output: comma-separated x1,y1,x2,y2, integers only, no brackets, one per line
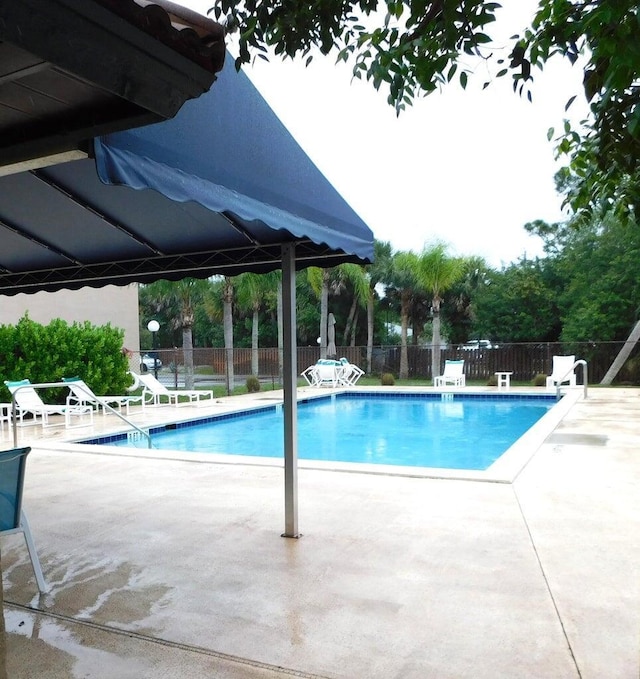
460,339,496,351
140,353,162,372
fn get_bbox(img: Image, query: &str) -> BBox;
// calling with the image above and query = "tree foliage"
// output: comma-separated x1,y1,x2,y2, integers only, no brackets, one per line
527,2,640,221
443,256,492,344
214,0,501,109
530,215,640,342
212,0,640,220
472,259,560,343
385,250,421,378
415,243,464,376
136,220,640,359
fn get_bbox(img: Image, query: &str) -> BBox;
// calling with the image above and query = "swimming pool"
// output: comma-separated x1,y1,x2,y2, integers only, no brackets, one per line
84,393,558,471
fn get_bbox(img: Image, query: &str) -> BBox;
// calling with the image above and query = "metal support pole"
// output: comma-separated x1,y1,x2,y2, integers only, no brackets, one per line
152,332,158,379
281,243,300,538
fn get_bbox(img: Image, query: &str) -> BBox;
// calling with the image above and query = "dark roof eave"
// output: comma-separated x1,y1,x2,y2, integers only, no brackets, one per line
0,0,226,119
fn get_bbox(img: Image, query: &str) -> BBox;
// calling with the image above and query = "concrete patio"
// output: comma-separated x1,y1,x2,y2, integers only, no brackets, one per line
1,387,638,678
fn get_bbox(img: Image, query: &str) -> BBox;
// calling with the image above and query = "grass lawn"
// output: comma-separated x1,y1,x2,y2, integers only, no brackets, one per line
201,375,547,397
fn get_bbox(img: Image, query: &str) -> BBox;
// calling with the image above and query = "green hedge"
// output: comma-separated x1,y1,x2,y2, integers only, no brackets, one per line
0,315,132,403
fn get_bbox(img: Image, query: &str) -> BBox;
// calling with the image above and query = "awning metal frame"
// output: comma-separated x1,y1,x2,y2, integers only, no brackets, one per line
0,240,362,294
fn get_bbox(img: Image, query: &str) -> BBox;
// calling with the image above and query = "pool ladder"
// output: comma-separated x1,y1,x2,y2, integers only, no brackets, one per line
555,359,588,401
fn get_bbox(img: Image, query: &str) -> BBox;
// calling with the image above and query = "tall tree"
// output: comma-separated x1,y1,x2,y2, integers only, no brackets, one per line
337,264,369,347
547,215,640,343
416,244,465,379
365,240,393,373
141,278,209,389
386,250,421,379
444,256,493,346
204,277,236,394
307,264,367,358
525,2,640,222
234,272,279,376
472,259,560,343
307,267,330,358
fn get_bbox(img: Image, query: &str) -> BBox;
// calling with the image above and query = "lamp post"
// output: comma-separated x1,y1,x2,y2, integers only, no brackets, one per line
147,320,160,379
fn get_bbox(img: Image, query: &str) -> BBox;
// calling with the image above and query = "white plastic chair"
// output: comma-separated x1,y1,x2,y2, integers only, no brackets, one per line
63,377,143,416
434,360,466,387
546,355,577,389
136,372,214,407
0,447,47,593
301,360,340,387
5,379,93,429
338,358,364,386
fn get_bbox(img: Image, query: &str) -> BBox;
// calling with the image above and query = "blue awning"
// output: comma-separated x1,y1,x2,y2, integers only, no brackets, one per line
0,54,374,295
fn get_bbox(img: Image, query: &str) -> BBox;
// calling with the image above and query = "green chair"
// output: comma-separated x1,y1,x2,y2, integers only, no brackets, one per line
0,447,47,593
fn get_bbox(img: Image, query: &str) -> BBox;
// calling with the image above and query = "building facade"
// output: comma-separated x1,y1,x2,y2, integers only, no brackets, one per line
0,284,140,351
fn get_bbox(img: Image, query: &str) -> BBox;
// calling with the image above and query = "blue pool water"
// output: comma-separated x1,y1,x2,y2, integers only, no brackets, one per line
94,393,556,471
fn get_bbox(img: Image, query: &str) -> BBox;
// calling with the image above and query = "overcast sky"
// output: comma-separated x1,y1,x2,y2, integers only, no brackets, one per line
180,1,590,267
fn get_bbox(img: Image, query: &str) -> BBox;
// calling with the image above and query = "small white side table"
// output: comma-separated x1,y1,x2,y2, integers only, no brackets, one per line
495,371,513,390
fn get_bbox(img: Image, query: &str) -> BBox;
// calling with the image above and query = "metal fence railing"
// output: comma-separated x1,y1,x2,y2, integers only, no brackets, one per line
130,341,640,387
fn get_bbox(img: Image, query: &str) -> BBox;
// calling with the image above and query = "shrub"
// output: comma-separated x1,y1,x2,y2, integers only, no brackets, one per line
532,373,547,387
381,372,395,386
246,375,261,393
0,314,130,402
617,356,640,385
487,375,498,387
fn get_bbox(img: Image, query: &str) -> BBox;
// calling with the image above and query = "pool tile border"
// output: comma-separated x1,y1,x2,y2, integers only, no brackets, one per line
77,391,558,447
66,388,577,484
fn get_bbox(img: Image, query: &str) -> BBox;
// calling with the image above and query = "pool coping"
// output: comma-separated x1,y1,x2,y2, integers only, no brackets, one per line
42,386,583,485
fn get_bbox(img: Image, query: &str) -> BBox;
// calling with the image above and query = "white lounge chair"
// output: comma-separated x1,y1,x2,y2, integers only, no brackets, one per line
434,360,466,387
301,360,341,388
338,357,364,386
63,377,143,416
4,379,94,429
546,355,577,389
136,372,214,407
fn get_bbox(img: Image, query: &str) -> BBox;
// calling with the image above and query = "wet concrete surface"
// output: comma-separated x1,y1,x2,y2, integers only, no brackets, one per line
1,387,638,678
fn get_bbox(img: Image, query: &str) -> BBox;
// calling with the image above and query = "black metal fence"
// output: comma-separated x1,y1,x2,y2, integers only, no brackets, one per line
132,341,640,386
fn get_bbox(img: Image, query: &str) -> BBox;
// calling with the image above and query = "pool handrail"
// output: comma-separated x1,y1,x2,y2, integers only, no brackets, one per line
9,381,152,448
555,359,588,400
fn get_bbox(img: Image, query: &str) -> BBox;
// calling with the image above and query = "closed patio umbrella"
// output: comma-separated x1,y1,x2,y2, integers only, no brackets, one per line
327,313,337,358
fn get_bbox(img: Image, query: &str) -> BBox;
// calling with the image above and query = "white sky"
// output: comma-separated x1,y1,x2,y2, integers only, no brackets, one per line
180,1,590,267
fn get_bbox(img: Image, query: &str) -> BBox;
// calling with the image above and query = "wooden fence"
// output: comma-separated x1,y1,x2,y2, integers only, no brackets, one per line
134,340,640,386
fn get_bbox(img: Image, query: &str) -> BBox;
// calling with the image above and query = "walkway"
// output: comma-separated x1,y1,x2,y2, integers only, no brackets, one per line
1,387,638,678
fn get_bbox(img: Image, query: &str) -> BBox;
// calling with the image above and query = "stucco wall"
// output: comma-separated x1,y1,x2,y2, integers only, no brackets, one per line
0,284,140,351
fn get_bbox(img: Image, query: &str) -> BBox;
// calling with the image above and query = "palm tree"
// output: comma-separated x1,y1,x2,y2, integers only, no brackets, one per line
416,243,465,380
307,267,330,358
387,250,421,379
337,263,370,347
141,278,209,389
308,264,371,360
365,240,393,373
445,256,492,345
204,276,235,394
234,271,281,378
